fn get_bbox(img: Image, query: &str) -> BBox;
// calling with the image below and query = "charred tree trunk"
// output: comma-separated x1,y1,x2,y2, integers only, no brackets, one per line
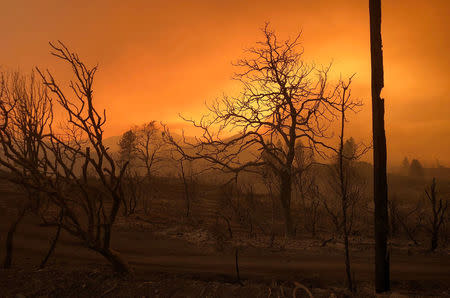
179,160,191,217
280,171,294,238
3,208,26,269
338,87,354,292
39,210,63,269
39,223,62,269
97,248,131,274
426,178,448,252
339,151,353,291
342,205,353,291
431,233,438,251
369,0,390,292
267,182,277,247
343,232,353,291
235,247,243,285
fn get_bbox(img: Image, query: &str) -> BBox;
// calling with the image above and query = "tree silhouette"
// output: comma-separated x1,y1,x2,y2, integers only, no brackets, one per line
0,42,130,273
401,157,409,167
424,178,448,251
118,129,139,215
0,70,52,268
292,142,319,237
334,79,363,292
118,122,166,215
133,121,166,179
118,129,138,166
324,78,365,291
166,24,353,238
409,159,424,177
369,0,390,292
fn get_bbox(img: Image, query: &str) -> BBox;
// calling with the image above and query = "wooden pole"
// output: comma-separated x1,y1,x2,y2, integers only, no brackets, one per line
369,0,390,292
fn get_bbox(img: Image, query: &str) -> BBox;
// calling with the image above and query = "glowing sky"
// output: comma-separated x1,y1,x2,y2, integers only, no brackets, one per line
1,0,449,166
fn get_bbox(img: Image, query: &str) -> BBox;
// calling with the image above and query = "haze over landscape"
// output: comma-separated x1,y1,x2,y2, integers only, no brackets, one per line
1,0,449,166
1,1,449,297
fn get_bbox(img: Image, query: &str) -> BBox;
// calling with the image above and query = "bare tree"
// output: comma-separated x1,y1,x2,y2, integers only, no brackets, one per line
118,129,137,164
261,161,280,245
215,180,258,285
389,197,423,246
166,24,348,238
424,178,448,251
134,121,165,213
120,170,143,216
0,42,130,273
38,42,130,273
178,159,198,217
3,206,27,269
388,194,400,237
331,77,364,292
118,129,138,215
117,122,165,216
321,134,366,292
39,208,63,269
369,0,390,292
0,70,52,268
292,142,320,237
409,159,424,177
133,121,165,180
321,142,364,239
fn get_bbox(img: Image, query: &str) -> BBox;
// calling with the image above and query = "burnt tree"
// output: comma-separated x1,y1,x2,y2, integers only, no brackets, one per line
369,0,390,292
0,70,51,268
424,178,448,251
166,24,349,238
0,42,131,273
331,78,364,292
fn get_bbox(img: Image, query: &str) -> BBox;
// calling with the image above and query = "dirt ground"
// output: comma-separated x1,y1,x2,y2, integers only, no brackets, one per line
0,265,377,298
3,264,448,298
1,211,449,297
0,177,449,297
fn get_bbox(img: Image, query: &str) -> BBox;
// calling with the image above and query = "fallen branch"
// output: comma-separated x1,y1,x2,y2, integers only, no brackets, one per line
321,237,334,247
101,283,117,296
293,281,313,298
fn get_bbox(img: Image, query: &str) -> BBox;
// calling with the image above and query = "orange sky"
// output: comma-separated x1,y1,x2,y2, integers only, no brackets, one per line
1,0,449,166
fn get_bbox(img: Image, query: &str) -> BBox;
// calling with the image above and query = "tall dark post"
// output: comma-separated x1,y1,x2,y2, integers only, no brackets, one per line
369,0,390,292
